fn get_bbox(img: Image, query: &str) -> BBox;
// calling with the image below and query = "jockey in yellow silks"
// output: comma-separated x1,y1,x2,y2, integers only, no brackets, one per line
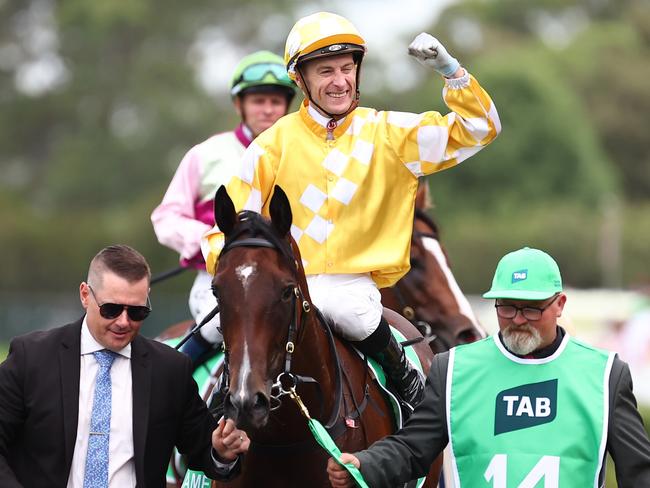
203,11,501,413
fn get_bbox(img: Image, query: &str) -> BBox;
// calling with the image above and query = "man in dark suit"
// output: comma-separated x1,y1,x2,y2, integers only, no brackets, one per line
0,244,249,487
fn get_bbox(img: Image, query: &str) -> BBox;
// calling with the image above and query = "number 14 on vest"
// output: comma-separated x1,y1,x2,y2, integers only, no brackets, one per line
485,454,559,487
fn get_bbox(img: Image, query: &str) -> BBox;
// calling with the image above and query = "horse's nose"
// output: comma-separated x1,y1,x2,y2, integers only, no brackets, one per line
224,390,270,429
248,391,271,423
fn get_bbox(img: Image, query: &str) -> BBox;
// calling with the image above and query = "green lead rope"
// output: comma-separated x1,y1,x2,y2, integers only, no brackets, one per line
289,387,369,488
307,416,370,488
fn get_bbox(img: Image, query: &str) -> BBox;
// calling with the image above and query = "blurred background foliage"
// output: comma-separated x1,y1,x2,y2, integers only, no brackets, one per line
1,0,648,300
2,3,648,484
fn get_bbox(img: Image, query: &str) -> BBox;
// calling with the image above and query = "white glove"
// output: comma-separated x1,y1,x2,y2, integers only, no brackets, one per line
408,33,460,78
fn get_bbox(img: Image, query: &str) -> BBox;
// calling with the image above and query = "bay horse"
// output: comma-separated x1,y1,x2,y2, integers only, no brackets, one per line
380,184,485,354
210,185,440,487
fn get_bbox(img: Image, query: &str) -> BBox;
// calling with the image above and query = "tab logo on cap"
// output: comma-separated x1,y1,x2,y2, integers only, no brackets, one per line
511,269,528,283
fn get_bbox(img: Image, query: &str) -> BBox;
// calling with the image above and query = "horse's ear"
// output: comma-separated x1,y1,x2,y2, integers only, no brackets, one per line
269,185,292,237
214,185,237,237
415,181,433,210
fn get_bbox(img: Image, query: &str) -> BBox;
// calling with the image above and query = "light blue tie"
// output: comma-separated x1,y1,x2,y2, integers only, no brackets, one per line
84,350,117,488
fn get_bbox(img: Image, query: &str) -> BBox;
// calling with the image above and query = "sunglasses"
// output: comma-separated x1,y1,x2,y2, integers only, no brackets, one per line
237,63,291,84
87,284,151,321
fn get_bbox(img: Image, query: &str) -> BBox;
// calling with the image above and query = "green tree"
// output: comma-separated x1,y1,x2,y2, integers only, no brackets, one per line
1,0,648,295
0,0,300,290
424,45,615,213
563,20,650,201
427,0,650,203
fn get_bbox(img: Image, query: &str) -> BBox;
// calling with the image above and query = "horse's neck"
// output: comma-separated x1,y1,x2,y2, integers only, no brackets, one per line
421,236,481,328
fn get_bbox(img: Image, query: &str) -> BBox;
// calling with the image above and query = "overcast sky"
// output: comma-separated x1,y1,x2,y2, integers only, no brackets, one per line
334,0,455,49
335,0,457,92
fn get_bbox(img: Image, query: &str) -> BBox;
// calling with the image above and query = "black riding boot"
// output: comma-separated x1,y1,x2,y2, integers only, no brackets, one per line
355,317,425,415
178,332,216,369
374,334,425,413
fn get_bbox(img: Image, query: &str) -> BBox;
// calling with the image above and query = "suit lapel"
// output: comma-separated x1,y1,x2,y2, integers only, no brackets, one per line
131,335,151,484
59,320,83,469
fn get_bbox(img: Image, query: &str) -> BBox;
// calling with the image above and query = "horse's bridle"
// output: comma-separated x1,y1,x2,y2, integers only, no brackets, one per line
390,277,453,352
217,233,344,430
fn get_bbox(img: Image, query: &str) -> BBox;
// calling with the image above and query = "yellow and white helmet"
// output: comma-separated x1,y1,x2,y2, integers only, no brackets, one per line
284,12,366,81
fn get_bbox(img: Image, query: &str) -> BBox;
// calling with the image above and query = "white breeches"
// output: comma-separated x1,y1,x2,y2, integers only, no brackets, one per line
190,271,381,344
306,273,383,341
188,270,223,343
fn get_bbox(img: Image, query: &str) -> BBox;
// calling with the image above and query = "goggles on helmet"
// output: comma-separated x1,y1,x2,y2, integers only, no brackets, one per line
234,63,292,86
230,50,295,99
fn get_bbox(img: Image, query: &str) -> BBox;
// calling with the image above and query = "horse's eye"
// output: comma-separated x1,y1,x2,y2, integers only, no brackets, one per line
410,258,422,269
211,285,219,298
281,286,294,302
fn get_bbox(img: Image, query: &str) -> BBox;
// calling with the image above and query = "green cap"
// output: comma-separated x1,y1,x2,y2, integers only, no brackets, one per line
483,247,562,300
230,50,296,99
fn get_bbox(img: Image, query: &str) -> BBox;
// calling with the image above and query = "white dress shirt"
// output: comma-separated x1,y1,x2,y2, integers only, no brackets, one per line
66,318,136,487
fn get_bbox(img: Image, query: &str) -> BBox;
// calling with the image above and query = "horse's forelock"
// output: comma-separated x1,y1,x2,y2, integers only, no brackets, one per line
226,210,295,267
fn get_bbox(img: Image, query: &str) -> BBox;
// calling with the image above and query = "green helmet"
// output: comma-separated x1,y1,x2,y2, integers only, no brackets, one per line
230,50,296,102
483,247,563,300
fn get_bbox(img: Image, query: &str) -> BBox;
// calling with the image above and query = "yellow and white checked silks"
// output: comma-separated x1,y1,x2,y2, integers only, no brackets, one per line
203,71,500,288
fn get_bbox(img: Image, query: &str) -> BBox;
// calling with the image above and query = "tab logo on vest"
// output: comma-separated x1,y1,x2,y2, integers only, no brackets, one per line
494,379,557,435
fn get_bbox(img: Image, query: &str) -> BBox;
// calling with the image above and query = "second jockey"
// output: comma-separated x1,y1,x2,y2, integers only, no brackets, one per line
152,51,296,365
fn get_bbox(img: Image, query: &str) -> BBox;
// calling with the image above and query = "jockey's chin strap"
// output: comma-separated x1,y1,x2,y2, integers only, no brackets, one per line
296,62,361,127
219,235,344,431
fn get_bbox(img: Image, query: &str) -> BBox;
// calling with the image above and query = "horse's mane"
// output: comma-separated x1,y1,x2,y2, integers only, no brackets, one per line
414,208,440,240
221,210,296,270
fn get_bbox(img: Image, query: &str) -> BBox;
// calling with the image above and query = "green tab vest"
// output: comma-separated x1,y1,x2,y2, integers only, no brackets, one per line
448,334,614,487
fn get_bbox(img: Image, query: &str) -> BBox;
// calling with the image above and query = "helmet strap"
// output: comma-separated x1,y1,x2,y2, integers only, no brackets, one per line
296,60,362,122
